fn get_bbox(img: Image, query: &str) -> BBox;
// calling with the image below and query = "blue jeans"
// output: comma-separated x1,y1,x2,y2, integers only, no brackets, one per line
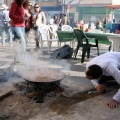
11,26,26,62
34,26,40,49
1,27,12,45
11,26,26,49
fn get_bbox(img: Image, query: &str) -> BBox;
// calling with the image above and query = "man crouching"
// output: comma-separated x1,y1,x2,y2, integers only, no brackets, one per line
85,52,120,109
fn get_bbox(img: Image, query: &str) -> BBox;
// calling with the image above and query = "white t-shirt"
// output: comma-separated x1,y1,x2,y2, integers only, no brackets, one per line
35,11,46,26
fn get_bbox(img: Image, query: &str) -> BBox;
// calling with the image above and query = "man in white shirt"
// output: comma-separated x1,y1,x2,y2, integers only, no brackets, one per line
85,52,120,109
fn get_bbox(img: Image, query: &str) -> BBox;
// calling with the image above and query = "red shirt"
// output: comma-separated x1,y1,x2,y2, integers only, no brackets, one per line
9,1,25,27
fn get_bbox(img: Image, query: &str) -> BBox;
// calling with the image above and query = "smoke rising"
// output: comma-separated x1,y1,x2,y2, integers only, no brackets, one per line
11,40,71,82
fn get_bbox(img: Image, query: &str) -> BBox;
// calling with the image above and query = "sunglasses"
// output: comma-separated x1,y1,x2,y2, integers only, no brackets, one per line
34,6,39,8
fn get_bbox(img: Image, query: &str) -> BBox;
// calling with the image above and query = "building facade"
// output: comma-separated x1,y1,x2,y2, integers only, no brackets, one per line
63,0,120,26
1,0,12,6
2,0,120,26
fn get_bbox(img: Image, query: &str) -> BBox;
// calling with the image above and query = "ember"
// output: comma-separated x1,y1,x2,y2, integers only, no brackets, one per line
13,80,64,103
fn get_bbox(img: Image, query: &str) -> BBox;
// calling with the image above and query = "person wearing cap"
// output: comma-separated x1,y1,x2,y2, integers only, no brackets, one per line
85,52,120,109
0,4,13,46
9,0,29,62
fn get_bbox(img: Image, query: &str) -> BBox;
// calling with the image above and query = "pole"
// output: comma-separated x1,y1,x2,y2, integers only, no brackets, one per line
64,0,65,14
67,2,70,19
4,0,7,4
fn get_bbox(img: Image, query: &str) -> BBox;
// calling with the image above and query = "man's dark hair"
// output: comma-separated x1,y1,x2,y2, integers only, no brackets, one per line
86,64,103,79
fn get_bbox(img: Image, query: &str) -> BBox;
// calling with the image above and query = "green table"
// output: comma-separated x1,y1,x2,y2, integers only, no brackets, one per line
85,32,118,45
57,30,76,42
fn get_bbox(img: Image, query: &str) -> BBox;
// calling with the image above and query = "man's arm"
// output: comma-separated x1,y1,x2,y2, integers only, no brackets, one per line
113,89,120,102
107,64,120,84
91,79,99,87
106,65,120,108
91,79,106,93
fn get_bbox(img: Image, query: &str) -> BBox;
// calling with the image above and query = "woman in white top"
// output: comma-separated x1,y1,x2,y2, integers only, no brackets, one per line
32,3,46,50
85,52,120,109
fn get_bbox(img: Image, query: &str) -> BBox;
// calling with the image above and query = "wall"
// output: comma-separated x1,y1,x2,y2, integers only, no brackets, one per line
64,0,112,5
0,0,4,5
4,0,119,26
30,0,58,6
2,0,13,6
80,0,111,5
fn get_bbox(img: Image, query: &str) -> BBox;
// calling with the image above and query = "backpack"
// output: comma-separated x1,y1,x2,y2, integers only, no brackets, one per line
50,45,73,59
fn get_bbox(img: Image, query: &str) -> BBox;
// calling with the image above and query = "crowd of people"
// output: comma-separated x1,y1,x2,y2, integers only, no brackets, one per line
0,0,69,61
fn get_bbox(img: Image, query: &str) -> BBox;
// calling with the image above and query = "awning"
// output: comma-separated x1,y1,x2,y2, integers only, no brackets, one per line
106,5,120,9
41,5,62,11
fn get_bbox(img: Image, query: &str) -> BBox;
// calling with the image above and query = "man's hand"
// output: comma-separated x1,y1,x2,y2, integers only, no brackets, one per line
107,99,118,109
96,84,106,93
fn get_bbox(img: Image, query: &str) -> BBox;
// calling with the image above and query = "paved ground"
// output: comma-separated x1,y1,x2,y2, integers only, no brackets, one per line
0,39,120,120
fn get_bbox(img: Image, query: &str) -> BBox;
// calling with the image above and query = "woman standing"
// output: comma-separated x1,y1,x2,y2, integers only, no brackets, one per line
9,0,29,62
32,3,46,50
24,2,33,43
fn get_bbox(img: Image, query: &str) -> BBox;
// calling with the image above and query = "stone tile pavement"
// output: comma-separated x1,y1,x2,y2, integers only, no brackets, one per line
0,38,119,120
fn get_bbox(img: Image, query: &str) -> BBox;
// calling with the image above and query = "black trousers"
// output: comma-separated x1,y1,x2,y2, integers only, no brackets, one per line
98,75,115,85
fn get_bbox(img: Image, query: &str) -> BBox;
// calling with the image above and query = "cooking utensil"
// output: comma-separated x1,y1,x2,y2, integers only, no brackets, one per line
21,68,69,86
